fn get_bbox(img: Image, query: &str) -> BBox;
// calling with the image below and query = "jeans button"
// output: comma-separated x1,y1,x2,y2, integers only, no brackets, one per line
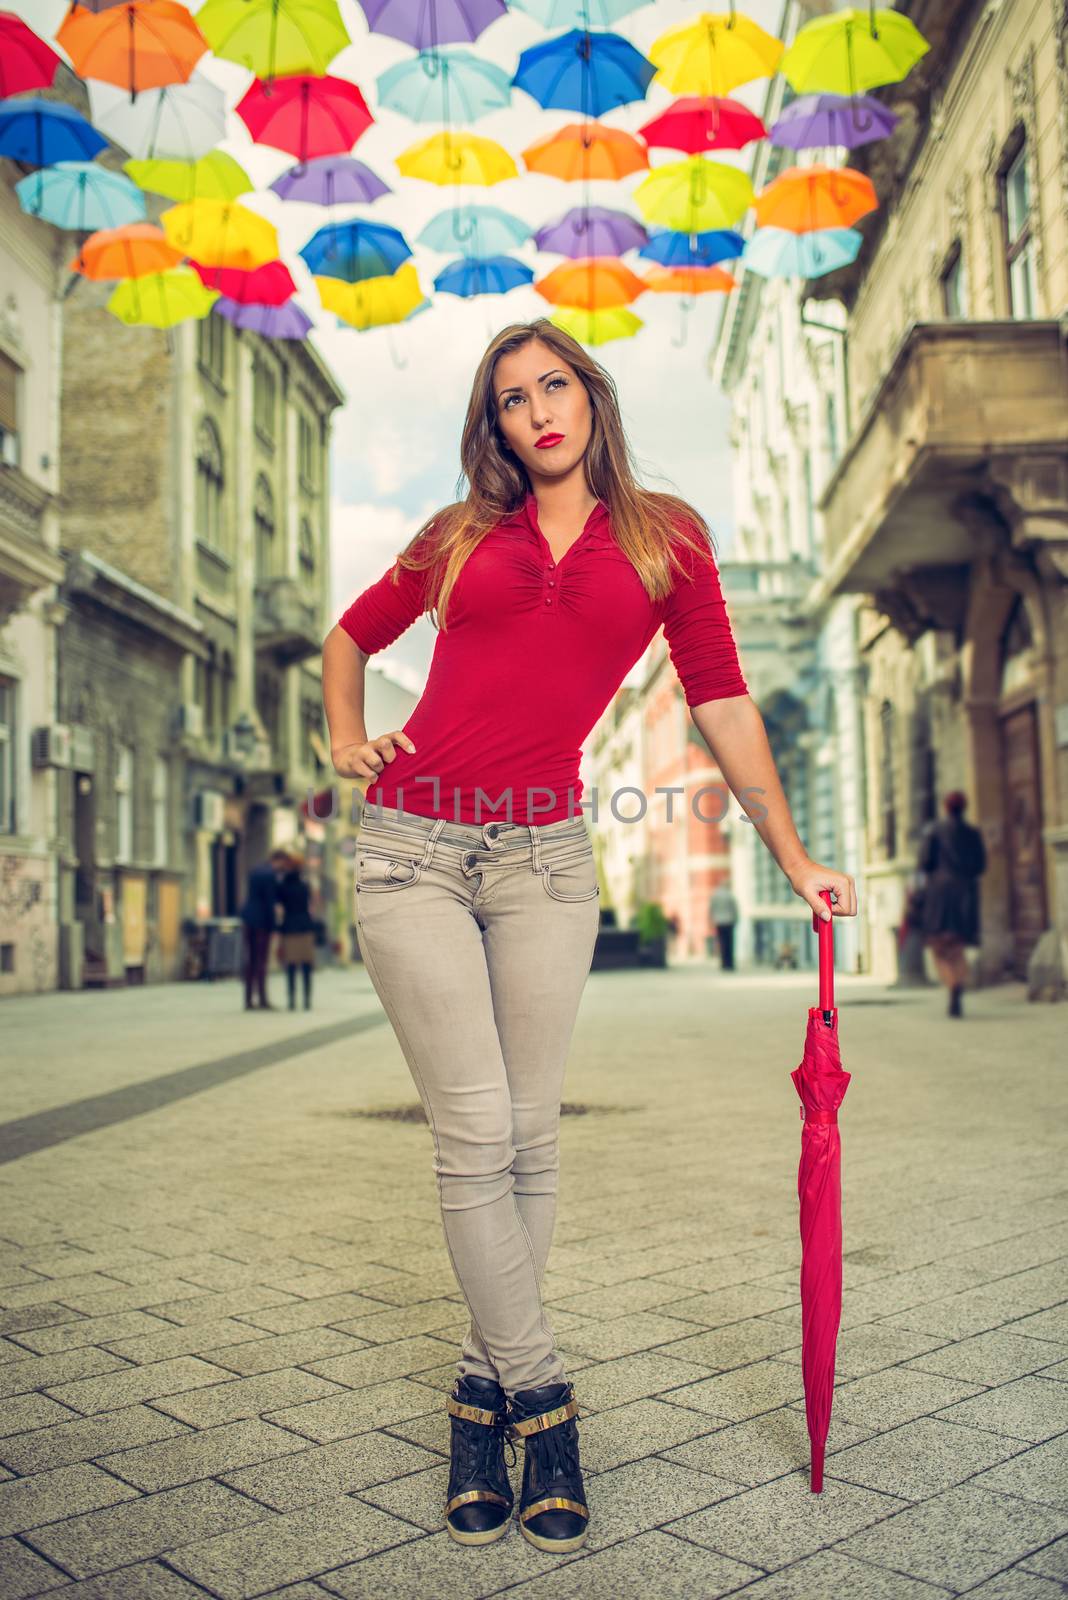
486,826,498,838
464,852,477,867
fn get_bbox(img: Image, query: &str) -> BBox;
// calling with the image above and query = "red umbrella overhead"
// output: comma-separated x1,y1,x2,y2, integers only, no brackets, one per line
236,75,373,162
790,887,852,1494
189,258,296,305
638,95,768,154
0,12,63,97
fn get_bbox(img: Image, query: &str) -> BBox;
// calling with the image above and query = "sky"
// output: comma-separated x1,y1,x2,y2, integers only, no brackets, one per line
19,0,786,686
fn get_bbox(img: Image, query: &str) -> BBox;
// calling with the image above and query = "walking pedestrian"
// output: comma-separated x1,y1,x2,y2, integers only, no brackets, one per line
919,790,987,1017
278,850,316,1011
321,318,857,1553
709,882,739,970
239,848,288,1011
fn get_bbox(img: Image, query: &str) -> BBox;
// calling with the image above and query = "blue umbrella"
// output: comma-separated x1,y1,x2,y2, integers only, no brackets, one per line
513,29,655,115
535,204,647,257
743,226,862,279
418,203,531,255
299,219,412,282
377,49,512,122
640,226,745,268
0,98,107,166
14,160,146,230
434,254,534,296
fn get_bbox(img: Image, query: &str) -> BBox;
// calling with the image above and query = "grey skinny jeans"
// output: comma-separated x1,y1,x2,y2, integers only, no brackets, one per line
354,801,601,1396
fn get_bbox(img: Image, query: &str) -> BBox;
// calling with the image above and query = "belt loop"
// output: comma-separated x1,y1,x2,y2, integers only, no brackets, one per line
425,815,446,866
529,822,541,874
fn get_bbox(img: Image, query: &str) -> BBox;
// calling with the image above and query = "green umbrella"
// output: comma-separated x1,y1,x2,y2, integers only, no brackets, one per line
197,0,350,80
124,151,252,204
107,268,219,328
780,8,930,96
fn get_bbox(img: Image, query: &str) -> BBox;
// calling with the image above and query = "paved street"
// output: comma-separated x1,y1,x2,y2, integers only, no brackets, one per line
0,964,1066,1600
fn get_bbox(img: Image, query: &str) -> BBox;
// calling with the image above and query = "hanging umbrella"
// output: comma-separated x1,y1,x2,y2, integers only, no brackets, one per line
638,95,767,153
377,50,512,122
744,225,862,279
649,12,783,96
317,262,424,328
0,12,63,98
15,162,146,231
299,218,411,280
355,0,507,49
522,120,647,181
510,0,646,25
513,28,655,116
197,0,350,80
634,155,753,232
57,1,209,102
639,225,743,267
213,296,313,338
107,265,218,327
62,0,130,10
641,263,735,295
70,221,184,279
396,130,516,185
790,888,852,1494
535,256,645,310
270,154,390,205
754,164,877,233
418,203,531,255
0,99,107,167
549,305,642,344
434,254,533,296
780,8,929,97
770,92,898,151
535,205,647,257
189,258,297,304
124,151,252,203
236,75,373,161
161,199,279,268
86,76,227,160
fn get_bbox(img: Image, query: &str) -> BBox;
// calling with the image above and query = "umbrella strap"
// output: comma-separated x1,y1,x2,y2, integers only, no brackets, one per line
799,1108,838,1125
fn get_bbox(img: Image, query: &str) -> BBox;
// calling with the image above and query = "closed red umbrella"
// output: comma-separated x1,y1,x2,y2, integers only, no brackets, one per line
790,887,851,1493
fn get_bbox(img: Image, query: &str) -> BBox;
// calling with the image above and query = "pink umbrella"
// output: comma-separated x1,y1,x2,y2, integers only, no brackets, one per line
236,75,373,162
0,11,63,97
790,887,852,1493
189,258,296,305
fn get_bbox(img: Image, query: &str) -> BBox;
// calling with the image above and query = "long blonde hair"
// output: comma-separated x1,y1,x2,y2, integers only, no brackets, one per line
388,318,718,631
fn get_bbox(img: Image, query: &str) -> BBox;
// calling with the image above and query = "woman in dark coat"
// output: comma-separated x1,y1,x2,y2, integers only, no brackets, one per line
277,852,316,1010
919,791,987,1017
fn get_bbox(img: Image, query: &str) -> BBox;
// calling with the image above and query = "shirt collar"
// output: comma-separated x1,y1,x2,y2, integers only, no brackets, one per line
507,490,610,537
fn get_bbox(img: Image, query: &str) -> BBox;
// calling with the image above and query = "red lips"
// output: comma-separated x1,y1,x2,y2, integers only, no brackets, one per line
535,433,565,448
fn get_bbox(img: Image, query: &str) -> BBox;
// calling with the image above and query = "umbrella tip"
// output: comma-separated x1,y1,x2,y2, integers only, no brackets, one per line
809,1442,825,1493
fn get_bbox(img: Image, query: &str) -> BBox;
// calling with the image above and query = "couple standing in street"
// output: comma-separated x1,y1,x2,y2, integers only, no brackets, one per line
239,849,318,1012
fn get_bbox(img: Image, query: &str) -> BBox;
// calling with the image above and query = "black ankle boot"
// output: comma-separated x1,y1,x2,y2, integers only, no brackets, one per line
949,984,963,1017
444,1374,515,1544
507,1379,589,1552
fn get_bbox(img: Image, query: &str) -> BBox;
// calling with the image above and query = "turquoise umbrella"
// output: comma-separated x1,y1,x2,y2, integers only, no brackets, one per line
743,225,861,279
417,203,531,255
510,0,648,25
14,161,146,231
377,49,512,121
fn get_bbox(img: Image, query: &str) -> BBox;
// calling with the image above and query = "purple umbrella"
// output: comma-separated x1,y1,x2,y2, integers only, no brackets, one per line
535,204,647,258
213,298,313,339
356,0,507,49
269,155,391,205
769,93,898,151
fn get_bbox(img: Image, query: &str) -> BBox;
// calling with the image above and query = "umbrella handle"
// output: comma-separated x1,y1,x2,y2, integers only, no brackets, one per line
812,888,834,1019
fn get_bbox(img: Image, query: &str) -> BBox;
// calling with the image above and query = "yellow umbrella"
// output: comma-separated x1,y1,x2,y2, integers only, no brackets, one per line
107,266,218,327
634,156,753,232
649,12,783,97
160,198,278,267
396,131,517,186
316,263,424,329
549,307,643,346
124,151,252,203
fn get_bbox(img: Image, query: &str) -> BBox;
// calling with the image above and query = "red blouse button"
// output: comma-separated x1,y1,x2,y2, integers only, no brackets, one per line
545,597,551,604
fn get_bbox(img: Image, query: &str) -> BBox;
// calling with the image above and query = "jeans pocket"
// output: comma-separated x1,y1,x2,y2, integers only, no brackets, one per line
356,849,424,894
540,846,600,904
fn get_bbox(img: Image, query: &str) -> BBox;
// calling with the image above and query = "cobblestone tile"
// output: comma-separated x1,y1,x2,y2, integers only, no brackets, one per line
219,1431,440,1510
0,1304,86,1338
42,1355,236,1416
355,1461,448,1531
0,1535,69,1598
961,1569,1068,1599
16,1562,222,1597
202,1327,370,1376
932,1376,1068,1443
662,1406,875,1488
651,1318,802,1372
0,1274,135,1308
0,1403,191,1474
151,1369,345,1428
570,1396,722,1473
543,1280,699,1320
8,1312,176,1356
770,1322,946,1380
786,1366,987,1434
0,1392,80,1436
1020,1533,1068,1581
264,1378,439,1443
236,1294,392,1335
45,1280,214,1318
653,1282,801,1329
303,1335,458,1388
329,1300,466,1345
659,1546,951,1599
0,1347,130,1398
460,1528,763,1600
557,1311,717,1362
272,1525,577,1600
659,1360,807,1422
573,1455,739,1549
145,1288,303,1325
0,1461,140,1535
968,1434,1068,1512
825,1416,1031,1499
101,1418,311,1491
97,1318,280,1365
565,1351,723,1412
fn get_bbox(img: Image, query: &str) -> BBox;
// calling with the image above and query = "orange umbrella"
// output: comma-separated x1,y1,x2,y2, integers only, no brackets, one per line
642,264,736,294
522,122,648,182
57,1,208,102
754,163,877,233
70,222,184,279
535,257,646,311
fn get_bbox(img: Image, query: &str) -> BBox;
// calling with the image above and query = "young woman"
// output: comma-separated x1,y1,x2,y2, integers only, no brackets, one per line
919,790,987,1016
322,318,857,1554
277,851,317,1011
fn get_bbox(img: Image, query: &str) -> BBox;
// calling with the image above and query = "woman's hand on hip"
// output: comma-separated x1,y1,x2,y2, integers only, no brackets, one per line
331,731,417,781
787,858,858,922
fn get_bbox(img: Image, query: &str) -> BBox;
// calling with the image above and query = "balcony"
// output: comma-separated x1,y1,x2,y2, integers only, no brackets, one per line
253,575,321,664
817,320,1068,624
0,464,63,625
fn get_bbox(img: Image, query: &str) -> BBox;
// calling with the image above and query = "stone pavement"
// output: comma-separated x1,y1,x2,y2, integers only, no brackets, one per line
0,963,1066,1600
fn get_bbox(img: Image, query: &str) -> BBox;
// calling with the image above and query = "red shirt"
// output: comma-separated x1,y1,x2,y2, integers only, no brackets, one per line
337,491,748,824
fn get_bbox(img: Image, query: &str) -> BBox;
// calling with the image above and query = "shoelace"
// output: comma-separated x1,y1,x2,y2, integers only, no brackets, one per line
524,1416,580,1496
452,1414,516,1487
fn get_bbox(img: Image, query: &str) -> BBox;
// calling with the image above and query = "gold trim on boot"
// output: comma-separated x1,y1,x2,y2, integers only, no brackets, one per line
443,1384,516,1546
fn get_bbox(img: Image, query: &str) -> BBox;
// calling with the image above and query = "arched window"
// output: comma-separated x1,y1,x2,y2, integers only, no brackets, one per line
299,516,316,581
195,418,225,550
254,475,276,581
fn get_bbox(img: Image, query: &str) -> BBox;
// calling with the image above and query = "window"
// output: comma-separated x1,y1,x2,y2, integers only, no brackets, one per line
1001,140,1038,318
116,742,134,862
152,756,168,867
197,309,226,383
0,676,14,834
196,417,225,550
254,475,276,580
0,351,19,469
802,450,816,553
299,516,316,581
298,411,318,489
940,240,967,317
879,701,896,859
253,355,276,444
825,391,839,469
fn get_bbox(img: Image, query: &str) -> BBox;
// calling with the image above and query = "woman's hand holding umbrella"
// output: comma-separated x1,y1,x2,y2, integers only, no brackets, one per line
787,857,857,923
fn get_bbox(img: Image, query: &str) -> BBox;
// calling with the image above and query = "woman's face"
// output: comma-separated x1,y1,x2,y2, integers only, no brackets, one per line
492,340,592,482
